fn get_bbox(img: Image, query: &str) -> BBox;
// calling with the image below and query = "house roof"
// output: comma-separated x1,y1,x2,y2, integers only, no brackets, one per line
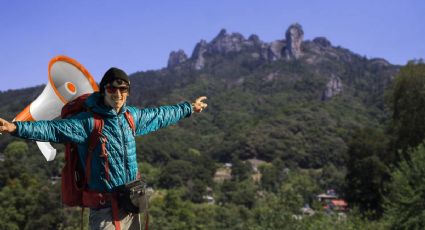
317,193,337,199
331,199,348,207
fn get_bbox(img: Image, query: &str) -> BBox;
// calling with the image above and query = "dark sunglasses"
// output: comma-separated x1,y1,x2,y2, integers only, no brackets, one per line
105,85,129,94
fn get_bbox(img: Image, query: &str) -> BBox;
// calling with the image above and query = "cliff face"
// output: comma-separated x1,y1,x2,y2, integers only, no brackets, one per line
191,40,208,70
170,23,306,71
284,23,304,59
166,23,397,103
167,50,188,69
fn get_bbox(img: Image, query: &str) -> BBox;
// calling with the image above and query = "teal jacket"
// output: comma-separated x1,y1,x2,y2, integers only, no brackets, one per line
14,93,193,192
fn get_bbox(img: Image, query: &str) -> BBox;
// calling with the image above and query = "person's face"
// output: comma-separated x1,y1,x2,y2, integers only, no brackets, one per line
103,80,129,112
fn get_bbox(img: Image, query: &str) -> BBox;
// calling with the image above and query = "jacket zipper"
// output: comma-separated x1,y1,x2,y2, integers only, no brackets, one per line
118,118,129,181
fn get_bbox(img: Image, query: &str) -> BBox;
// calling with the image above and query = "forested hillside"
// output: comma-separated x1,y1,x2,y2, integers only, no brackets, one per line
3,24,424,229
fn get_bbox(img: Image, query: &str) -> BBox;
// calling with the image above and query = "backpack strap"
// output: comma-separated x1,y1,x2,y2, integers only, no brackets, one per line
144,209,149,230
111,193,121,230
85,113,104,184
124,110,136,136
99,136,110,181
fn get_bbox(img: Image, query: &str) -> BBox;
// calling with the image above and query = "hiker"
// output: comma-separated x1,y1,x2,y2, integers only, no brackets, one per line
0,67,208,230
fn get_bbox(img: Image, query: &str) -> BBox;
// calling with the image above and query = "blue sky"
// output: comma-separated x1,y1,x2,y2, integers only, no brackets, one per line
0,0,424,91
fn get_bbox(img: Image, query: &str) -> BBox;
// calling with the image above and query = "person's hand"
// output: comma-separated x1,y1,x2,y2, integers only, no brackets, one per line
0,118,16,134
192,96,208,113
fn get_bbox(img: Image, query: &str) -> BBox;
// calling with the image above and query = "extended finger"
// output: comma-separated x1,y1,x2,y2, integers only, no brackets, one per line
196,96,207,103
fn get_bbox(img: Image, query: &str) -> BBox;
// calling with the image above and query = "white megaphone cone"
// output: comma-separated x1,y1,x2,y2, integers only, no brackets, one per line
14,55,99,161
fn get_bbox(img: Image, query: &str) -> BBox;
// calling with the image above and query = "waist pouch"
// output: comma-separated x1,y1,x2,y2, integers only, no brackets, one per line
117,179,148,214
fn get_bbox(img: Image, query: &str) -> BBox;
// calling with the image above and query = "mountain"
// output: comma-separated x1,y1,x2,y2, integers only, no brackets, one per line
0,23,399,171
127,23,399,170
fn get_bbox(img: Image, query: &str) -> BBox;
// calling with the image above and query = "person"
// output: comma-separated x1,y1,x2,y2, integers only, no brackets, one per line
0,67,208,230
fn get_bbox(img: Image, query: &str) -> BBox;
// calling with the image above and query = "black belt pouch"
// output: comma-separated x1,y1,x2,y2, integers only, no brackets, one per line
117,179,148,214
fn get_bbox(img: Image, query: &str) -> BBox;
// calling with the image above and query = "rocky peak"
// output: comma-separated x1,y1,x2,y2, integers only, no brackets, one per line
268,40,286,61
370,58,391,67
187,23,309,70
191,40,208,70
248,34,261,45
284,23,304,59
244,34,264,48
167,49,188,68
214,29,227,40
210,29,245,54
313,37,331,48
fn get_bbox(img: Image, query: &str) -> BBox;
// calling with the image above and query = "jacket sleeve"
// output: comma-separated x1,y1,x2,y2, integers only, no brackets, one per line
13,117,90,144
133,102,192,136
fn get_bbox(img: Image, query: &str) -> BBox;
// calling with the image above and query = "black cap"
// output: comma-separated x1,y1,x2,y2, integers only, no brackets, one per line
99,67,130,94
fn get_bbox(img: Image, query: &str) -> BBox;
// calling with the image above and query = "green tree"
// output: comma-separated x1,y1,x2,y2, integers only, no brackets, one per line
185,179,206,203
384,144,425,229
344,128,389,218
388,62,425,155
0,141,29,184
158,160,193,188
259,164,279,192
319,163,345,192
0,141,80,229
149,189,197,230
231,157,252,182
280,170,319,209
138,162,161,186
219,180,257,208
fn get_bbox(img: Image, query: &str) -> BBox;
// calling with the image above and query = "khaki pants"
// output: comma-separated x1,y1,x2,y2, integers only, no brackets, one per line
89,207,141,230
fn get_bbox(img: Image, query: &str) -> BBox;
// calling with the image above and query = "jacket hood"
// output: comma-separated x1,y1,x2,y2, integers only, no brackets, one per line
85,92,128,117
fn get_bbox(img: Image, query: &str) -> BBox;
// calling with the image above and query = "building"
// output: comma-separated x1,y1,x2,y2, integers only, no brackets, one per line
317,189,348,213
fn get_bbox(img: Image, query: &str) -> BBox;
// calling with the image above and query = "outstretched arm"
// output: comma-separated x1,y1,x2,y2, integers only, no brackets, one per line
0,117,89,144
134,96,208,135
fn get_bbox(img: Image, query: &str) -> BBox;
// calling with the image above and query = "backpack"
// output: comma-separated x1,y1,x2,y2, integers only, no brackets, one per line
60,93,136,207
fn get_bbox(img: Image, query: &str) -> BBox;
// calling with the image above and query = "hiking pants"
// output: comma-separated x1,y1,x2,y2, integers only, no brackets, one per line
89,207,141,230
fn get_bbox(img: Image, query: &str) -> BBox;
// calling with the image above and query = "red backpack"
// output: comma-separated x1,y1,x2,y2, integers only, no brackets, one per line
60,93,136,207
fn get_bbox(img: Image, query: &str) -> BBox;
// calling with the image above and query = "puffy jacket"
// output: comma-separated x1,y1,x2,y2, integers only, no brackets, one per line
13,93,192,192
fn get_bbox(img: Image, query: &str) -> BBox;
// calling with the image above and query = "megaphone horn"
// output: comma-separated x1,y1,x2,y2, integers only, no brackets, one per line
15,56,98,121
14,55,99,161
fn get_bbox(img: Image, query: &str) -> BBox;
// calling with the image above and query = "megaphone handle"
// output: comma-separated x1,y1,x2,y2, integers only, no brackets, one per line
36,141,57,161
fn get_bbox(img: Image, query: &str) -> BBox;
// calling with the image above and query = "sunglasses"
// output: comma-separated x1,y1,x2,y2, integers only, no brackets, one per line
105,85,129,94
